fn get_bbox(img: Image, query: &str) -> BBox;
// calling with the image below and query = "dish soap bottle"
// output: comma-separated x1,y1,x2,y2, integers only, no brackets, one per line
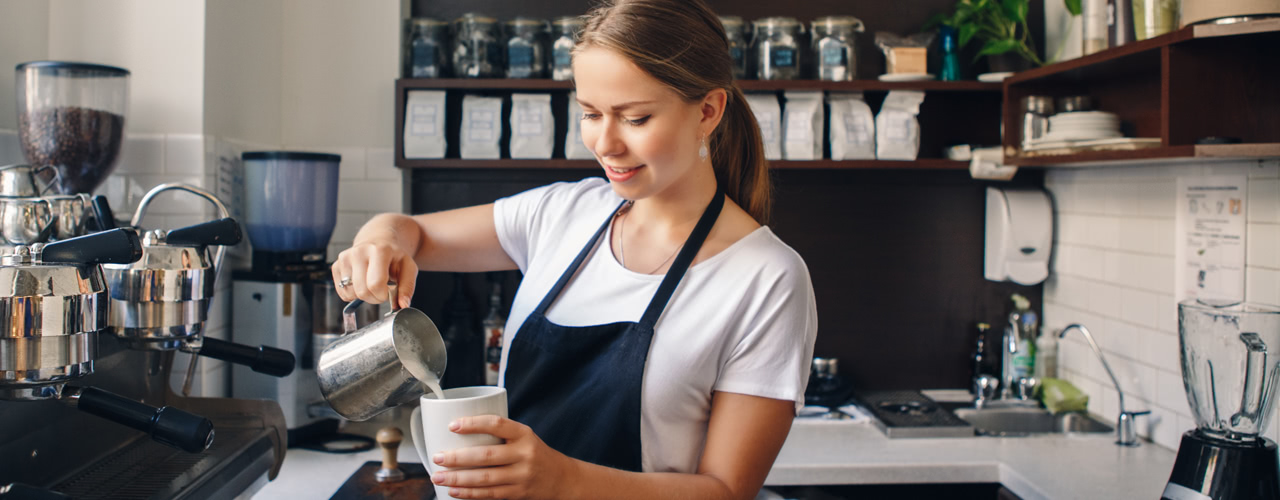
1008,293,1038,382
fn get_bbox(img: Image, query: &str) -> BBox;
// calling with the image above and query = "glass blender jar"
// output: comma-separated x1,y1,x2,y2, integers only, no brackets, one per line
1165,299,1280,500
15,61,129,195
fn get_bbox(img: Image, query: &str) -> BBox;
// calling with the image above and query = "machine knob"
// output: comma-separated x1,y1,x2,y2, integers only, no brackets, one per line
374,427,406,483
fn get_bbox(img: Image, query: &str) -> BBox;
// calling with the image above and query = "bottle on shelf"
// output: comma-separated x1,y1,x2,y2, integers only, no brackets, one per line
481,272,507,385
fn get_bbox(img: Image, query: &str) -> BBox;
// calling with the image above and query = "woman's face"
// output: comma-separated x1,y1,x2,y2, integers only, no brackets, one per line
573,46,712,201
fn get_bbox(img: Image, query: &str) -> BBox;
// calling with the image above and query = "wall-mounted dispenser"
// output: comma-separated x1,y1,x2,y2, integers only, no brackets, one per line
985,187,1053,285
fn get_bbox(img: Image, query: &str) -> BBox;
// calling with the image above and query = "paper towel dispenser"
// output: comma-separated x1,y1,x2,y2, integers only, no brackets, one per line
985,187,1053,285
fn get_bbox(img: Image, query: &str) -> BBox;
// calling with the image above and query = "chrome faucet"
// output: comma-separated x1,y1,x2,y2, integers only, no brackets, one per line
1059,324,1150,446
1001,324,1020,400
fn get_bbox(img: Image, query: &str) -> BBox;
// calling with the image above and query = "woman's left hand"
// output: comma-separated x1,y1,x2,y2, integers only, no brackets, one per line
430,415,578,500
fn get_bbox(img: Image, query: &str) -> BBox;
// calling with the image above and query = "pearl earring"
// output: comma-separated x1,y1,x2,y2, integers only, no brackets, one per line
698,136,709,160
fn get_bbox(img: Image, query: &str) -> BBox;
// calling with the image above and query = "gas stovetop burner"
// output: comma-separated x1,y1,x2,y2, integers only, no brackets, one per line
876,400,936,416
854,390,974,439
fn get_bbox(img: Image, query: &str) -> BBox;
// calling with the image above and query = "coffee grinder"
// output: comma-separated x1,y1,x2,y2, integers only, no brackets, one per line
230,151,347,445
1163,299,1280,500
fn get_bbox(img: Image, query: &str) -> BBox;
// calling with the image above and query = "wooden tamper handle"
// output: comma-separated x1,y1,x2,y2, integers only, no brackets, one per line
375,426,406,483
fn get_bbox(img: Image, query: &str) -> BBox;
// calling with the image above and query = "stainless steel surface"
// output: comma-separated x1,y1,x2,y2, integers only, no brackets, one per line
106,183,230,352
1056,95,1094,113
974,374,999,408
857,390,975,439
0,258,108,338
46,193,90,240
317,283,446,422
954,406,1113,436
811,357,838,378
0,196,54,245
1060,323,1144,446
1001,324,1020,400
0,332,95,398
1020,96,1054,150
0,164,58,197
128,183,230,281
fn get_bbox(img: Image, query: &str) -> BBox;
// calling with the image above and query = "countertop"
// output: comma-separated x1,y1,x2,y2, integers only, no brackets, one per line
249,399,1178,499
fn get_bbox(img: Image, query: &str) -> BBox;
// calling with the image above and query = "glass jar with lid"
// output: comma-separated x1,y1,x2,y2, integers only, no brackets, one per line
810,16,864,81
452,13,502,78
505,17,549,79
405,18,449,78
719,16,749,79
550,16,583,81
752,17,803,80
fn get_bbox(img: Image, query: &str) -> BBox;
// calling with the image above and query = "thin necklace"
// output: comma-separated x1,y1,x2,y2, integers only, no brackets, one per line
616,201,683,274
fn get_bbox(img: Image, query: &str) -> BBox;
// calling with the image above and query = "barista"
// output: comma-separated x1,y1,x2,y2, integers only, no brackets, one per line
331,0,818,498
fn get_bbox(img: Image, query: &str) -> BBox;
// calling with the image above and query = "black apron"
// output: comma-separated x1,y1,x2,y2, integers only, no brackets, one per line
504,186,725,472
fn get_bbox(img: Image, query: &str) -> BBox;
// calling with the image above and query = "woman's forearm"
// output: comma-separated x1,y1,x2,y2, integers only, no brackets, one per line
564,461,739,500
352,213,422,256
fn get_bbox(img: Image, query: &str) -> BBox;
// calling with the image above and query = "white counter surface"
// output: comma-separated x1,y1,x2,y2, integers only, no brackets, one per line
772,417,1176,499
252,403,1178,499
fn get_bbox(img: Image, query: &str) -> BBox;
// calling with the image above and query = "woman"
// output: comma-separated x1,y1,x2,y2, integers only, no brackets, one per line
331,0,817,498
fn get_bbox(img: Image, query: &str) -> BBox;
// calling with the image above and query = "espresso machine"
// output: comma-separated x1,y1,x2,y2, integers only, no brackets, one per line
230,151,362,445
1164,299,1280,500
0,61,288,498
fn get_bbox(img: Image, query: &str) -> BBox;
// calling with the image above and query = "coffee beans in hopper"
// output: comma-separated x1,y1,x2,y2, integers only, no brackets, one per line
18,106,124,195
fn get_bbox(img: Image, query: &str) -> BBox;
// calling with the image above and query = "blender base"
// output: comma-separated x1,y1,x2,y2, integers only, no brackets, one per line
1163,430,1280,500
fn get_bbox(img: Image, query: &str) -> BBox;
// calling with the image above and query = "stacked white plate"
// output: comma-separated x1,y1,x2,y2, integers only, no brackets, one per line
1040,111,1122,142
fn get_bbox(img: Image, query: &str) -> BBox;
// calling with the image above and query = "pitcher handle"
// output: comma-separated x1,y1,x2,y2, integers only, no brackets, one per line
341,282,400,334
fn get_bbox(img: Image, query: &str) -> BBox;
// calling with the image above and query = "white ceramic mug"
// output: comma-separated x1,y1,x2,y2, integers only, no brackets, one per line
410,386,508,500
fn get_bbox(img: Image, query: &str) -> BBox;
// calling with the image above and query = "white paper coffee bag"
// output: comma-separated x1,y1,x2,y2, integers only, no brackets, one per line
783,91,823,160
510,94,553,159
461,95,502,159
875,90,926,160
745,93,782,160
404,90,446,159
565,92,593,160
828,92,876,160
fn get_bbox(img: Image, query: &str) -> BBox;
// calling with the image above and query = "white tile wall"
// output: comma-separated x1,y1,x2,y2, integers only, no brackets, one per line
0,129,22,164
1044,159,1280,451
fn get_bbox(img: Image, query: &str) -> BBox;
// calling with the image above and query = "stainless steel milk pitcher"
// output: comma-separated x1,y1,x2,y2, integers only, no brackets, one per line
316,282,446,421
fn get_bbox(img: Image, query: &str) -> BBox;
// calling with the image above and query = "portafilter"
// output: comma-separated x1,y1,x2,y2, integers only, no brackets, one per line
0,229,213,453
103,183,294,396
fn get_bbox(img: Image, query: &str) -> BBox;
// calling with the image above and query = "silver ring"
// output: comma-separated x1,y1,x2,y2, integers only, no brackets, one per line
338,276,352,288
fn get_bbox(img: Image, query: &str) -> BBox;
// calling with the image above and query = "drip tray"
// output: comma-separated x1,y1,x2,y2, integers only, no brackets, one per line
853,390,974,439
52,427,276,499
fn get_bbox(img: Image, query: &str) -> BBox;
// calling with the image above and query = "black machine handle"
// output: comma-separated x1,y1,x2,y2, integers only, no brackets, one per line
40,228,142,265
75,387,214,453
165,217,242,247
89,195,118,231
199,337,295,377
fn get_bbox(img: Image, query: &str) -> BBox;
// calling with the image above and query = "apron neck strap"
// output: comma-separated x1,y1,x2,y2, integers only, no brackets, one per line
638,185,724,328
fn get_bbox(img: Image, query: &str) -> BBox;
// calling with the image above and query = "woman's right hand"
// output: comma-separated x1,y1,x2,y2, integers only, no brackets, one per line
330,238,418,309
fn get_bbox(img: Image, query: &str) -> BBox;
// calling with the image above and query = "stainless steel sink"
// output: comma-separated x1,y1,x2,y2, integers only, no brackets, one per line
953,406,1113,436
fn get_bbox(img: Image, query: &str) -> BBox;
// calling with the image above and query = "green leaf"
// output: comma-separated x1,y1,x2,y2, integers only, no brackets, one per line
959,23,979,47
1002,0,1028,23
976,38,1020,57
1063,0,1083,16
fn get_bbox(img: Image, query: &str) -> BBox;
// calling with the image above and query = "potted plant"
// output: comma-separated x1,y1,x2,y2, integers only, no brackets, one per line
929,0,1082,71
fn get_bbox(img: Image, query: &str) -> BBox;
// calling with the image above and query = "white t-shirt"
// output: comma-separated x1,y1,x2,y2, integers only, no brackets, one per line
493,177,818,474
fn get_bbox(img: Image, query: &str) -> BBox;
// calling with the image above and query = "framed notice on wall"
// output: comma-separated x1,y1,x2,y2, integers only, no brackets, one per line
1175,175,1248,304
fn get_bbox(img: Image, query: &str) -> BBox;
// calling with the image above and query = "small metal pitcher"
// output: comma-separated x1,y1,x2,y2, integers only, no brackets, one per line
316,283,446,421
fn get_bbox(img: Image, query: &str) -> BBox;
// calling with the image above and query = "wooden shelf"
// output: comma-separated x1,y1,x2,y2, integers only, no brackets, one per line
1001,19,1280,167
1007,143,1280,167
398,78,1002,92
397,158,971,170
